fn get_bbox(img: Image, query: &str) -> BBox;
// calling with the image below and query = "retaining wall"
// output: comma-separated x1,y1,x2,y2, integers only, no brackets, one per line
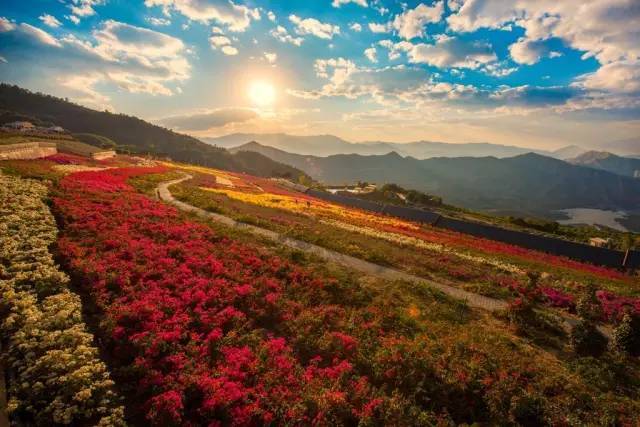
0,142,57,160
304,188,639,270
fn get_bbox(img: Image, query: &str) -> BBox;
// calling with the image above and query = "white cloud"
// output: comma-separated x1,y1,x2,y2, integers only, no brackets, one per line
378,39,412,60
447,0,640,65
289,15,340,39
0,55,7,63
364,47,377,63
59,73,112,109
264,52,277,64
349,22,362,32
208,29,239,55
0,18,191,103
221,45,238,55
382,36,497,69
267,11,276,22
144,0,260,32
18,23,62,47
39,14,62,28
67,15,80,24
483,62,518,77
332,0,368,8
368,22,388,33
509,37,553,65
147,17,171,26
94,20,184,58
0,17,16,32
158,108,258,130
68,0,105,19
576,60,640,94
392,1,444,40
270,25,303,46
446,0,640,97
448,0,464,12
210,35,231,47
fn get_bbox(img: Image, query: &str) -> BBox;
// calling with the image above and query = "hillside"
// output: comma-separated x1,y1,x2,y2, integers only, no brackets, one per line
2,150,640,426
0,84,308,179
232,142,640,216
209,132,562,159
569,151,640,178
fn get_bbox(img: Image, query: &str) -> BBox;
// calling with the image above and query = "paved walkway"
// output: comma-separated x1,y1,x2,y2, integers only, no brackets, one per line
157,174,612,338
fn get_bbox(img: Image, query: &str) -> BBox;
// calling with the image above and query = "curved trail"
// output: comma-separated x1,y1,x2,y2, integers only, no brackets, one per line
157,174,612,337
158,174,506,311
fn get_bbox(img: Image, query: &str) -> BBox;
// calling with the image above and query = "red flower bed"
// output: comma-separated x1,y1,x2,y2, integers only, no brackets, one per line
45,153,88,164
52,167,640,425
53,168,413,425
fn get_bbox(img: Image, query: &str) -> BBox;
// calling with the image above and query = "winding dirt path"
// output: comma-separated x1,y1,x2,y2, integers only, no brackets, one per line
157,174,612,338
158,174,506,311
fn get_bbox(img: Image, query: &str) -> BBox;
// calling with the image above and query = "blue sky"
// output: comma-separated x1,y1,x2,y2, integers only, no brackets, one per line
1,0,639,149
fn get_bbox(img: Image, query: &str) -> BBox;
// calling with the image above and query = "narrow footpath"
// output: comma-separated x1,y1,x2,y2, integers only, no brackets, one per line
158,174,506,312
157,174,611,338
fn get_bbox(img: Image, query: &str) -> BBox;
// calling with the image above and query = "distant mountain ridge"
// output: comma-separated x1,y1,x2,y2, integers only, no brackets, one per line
569,151,640,178
0,84,308,180
231,142,640,216
207,132,590,159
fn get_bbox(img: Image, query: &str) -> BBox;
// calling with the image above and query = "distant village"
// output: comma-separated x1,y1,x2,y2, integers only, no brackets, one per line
1,120,65,134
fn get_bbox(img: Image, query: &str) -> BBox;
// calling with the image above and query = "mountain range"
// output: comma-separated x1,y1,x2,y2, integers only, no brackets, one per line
569,151,640,178
205,133,613,160
231,142,640,216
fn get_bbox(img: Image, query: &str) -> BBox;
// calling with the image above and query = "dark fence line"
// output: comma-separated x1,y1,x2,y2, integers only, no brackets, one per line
304,189,639,270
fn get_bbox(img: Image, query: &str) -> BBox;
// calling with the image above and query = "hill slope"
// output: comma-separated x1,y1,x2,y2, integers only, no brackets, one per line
569,151,640,178
232,142,640,215
0,84,307,179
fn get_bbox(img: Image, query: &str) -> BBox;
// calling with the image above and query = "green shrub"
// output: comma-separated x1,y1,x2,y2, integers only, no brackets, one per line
612,313,640,357
576,284,604,321
570,320,608,357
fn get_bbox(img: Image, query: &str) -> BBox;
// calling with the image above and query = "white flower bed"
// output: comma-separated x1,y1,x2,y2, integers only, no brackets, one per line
0,172,125,426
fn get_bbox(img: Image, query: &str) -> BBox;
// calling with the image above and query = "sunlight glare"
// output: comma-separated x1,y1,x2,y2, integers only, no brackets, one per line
248,80,276,107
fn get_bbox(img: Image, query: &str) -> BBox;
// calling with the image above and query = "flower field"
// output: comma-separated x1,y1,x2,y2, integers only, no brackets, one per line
0,172,124,426
49,166,640,425
161,162,640,323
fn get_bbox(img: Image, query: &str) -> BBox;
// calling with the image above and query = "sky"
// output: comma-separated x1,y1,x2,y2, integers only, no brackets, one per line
0,0,639,150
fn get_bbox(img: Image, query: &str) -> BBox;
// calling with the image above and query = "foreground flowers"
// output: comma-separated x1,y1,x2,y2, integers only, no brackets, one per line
52,167,639,425
0,172,124,426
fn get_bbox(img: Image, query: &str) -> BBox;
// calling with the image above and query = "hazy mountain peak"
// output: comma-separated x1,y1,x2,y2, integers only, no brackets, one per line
207,133,560,159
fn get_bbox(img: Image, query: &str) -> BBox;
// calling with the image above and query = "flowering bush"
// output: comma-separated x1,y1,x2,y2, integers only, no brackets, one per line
160,163,638,321
52,167,640,425
45,153,87,164
0,172,124,425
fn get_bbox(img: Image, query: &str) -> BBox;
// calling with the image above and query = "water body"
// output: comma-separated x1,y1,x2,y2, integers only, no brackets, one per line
556,208,630,232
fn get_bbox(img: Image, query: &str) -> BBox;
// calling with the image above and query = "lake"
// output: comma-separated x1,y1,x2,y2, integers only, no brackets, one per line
556,208,631,232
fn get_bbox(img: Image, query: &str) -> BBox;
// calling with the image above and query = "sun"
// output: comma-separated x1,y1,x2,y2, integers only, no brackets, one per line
248,80,276,107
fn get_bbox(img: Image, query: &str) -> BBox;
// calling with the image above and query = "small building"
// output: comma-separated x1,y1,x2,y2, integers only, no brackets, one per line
589,237,611,248
3,121,36,131
46,126,65,133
